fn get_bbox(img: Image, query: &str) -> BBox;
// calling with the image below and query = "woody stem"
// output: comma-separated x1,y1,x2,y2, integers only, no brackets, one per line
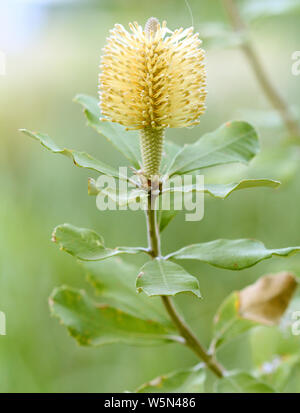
145,191,225,378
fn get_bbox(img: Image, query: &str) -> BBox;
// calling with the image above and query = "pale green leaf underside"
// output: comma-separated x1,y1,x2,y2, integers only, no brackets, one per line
212,292,257,350
84,258,170,325
163,178,280,198
136,259,201,298
53,223,141,261
168,121,259,176
20,129,124,180
168,239,300,270
136,364,206,393
74,94,182,173
49,286,173,346
215,371,275,393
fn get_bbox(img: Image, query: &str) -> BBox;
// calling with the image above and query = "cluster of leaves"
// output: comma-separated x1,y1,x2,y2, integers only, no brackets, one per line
21,95,300,392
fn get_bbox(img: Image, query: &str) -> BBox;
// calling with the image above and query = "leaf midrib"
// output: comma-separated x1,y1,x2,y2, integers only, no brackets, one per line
169,128,256,175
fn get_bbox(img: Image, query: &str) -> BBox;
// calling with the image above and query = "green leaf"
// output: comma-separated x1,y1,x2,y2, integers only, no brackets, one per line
168,121,259,176
136,259,201,298
161,140,182,175
215,371,275,393
84,257,170,325
74,94,141,168
20,129,125,180
163,178,280,199
136,364,206,393
52,223,141,261
167,239,300,270
154,182,182,233
212,292,257,350
49,286,173,346
158,209,179,232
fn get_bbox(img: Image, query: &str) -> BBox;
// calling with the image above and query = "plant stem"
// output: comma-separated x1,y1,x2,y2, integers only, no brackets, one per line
145,194,161,258
145,190,225,378
222,0,300,139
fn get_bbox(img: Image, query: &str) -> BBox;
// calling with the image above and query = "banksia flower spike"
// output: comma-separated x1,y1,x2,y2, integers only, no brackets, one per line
99,17,207,178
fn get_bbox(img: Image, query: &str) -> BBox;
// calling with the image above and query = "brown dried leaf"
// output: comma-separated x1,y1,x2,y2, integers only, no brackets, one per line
239,272,298,325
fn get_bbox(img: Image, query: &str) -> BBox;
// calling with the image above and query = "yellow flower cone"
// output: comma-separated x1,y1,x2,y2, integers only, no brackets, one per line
99,17,207,177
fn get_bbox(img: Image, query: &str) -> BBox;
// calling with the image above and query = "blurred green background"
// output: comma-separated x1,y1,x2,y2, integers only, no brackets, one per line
1,0,300,392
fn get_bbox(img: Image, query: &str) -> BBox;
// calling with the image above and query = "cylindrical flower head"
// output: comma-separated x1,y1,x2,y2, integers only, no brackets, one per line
99,19,207,131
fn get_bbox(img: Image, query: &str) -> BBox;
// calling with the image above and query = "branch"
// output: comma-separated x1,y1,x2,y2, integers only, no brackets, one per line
222,0,300,139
